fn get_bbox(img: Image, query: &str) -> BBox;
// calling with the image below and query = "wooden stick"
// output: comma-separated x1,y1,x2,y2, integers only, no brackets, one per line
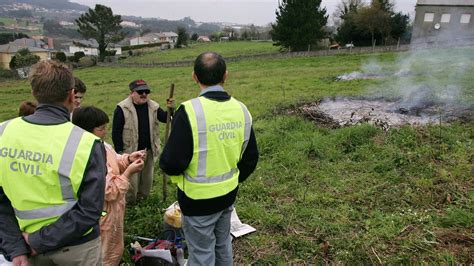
163,83,175,202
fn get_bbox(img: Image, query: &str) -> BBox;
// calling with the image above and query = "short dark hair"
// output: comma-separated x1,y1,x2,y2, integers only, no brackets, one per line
74,77,87,94
29,61,74,104
72,106,109,133
18,101,37,116
193,52,226,86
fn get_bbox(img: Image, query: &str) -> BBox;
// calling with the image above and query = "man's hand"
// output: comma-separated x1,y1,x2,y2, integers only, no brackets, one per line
12,255,29,266
22,233,37,256
166,98,175,109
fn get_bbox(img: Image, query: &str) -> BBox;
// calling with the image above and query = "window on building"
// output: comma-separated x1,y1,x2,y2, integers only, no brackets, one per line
440,13,451,23
460,14,471,24
424,13,434,22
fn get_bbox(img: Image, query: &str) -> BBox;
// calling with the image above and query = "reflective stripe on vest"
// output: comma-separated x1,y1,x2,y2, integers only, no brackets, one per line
13,126,85,220
0,119,12,136
238,101,252,157
183,97,251,184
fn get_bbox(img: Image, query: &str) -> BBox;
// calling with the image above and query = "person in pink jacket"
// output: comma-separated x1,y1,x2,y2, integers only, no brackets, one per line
72,106,146,265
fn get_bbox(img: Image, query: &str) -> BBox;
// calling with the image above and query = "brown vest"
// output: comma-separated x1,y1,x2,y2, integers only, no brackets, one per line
117,96,161,160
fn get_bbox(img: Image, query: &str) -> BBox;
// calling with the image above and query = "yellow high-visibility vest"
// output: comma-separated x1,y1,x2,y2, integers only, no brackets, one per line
0,118,99,233
171,96,252,200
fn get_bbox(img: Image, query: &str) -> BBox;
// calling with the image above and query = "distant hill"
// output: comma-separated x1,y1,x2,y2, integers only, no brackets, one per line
0,0,88,11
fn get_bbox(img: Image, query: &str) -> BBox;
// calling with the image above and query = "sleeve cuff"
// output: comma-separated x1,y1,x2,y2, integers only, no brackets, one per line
28,231,45,254
8,243,30,259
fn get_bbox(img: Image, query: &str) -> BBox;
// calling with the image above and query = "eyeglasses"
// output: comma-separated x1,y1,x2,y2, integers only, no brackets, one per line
136,90,150,95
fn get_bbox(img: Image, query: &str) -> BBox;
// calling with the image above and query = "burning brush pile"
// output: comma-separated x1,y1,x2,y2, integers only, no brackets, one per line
292,94,473,131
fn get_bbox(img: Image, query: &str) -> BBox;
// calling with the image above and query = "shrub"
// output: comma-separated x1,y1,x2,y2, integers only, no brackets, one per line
105,50,117,56
121,42,162,51
9,56,17,69
14,49,40,68
67,55,77,63
0,68,16,79
78,56,95,68
74,51,86,61
17,48,30,56
55,52,67,62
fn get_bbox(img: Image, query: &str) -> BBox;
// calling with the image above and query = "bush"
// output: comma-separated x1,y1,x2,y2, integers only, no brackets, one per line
78,56,95,68
0,68,17,79
74,51,86,61
55,52,67,62
9,56,17,69
105,50,117,56
67,55,78,63
121,42,162,51
17,48,30,57
14,49,40,68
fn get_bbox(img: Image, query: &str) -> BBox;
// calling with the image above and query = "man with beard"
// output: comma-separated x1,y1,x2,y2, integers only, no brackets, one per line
112,80,172,205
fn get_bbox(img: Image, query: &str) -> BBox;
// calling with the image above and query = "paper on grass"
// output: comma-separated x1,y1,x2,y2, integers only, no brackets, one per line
140,248,173,263
0,255,13,266
230,208,256,238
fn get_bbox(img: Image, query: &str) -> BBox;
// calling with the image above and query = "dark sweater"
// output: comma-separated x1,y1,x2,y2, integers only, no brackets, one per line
159,91,259,216
112,102,168,153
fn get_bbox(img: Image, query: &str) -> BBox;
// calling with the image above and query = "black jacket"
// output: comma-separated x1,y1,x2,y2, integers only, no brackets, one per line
0,104,106,259
159,91,259,216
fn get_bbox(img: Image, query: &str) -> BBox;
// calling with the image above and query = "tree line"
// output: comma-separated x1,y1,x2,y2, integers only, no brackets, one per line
4,1,411,65
271,0,410,51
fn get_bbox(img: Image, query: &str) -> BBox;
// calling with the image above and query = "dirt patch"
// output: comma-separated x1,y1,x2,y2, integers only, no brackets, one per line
435,228,474,263
288,97,473,130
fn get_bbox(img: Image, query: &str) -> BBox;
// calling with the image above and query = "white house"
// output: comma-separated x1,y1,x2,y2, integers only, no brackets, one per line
120,21,141,28
63,39,122,56
129,32,178,46
129,33,161,46
158,32,178,44
197,36,211,42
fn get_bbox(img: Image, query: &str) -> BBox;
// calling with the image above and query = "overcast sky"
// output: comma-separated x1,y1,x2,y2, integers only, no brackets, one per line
70,0,417,26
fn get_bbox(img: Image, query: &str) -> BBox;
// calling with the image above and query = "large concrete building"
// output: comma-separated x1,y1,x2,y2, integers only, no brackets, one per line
411,0,474,45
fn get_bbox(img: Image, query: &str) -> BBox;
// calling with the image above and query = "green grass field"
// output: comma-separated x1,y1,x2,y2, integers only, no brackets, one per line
120,41,280,64
0,17,43,35
0,45,473,264
0,17,15,25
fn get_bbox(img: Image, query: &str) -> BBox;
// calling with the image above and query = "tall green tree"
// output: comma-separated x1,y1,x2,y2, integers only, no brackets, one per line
335,0,409,46
334,0,363,21
374,0,394,12
334,0,370,46
391,12,410,42
176,27,189,48
75,4,124,61
355,1,391,46
271,0,328,51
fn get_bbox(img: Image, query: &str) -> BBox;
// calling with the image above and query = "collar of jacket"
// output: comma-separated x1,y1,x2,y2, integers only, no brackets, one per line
122,96,159,111
24,104,70,124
